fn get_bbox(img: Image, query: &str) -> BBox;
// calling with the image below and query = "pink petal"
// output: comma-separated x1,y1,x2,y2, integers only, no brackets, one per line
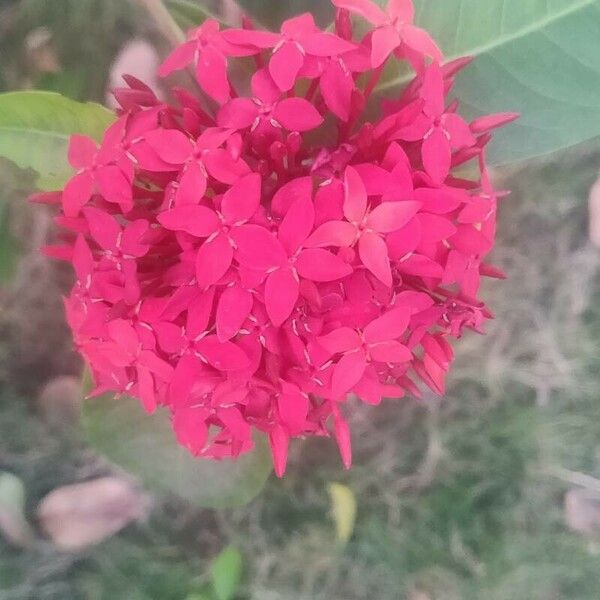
158,205,220,237
352,164,394,195
278,191,315,254
231,224,286,270
397,253,444,278
332,0,387,25
278,383,309,433
367,200,422,233
196,233,234,287
320,59,354,122
216,285,253,341
265,268,299,326
221,173,261,224
72,235,93,282
121,220,150,256
173,407,209,455
371,25,400,68
269,41,304,92
217,98,259,129
281,13,317,38
68,135,96,169
343,166,368,223
305,220,356,248
296,249,353,282
449,224,493,255
196,45,230,104
271,176,313,217
251,68,281,105
331,350,367,399
83,207,120,250
443,113,476,148
402,25,443,61
301,32,357,56
108,319,138,356
363,306,411,343
176,161,207,205
138,350,174,381
388,0,415,22
369,340,412,363
62,171,94,218
203,149,249,184
159,40,196,77
334,415,352,469
269,424,289,478
470,112,519,134
186,288,216,339
221,29,280,49
417,214,457,244
273,98,323,132
318,327,361,354
420,62,445,118
144,129,193,164
136,365,156,413
359,232,392,287
96,166,132,207
195,335,250,371
422,127,451,184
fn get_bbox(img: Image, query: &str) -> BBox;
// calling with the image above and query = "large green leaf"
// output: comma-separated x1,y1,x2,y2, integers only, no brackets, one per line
165,0,218,28
377,0,600,164
82,395,272,508
0,91,114,190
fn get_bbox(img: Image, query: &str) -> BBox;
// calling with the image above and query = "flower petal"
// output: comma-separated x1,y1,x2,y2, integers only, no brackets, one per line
359,232,392,286
216,285,253,341
422,127,451,184
318,327,361,355
278,190,315,254
196,233,234,287
144,129,193,164
269,41,304,91
68,135,96,169
221,173,261,224
369,340,412,363
158,205,220,237
176,161,207,205
62,171,94,218
195,335,250,371
217,98,259,129
371,25,400,68
343,166,367,223
331,350,367,399
363,306,411,343
320,59,354,122
305,220,356,248
265,268,299,326
159,40,196,77
273,98,323,132
367,200,422,233
232,224,286,270
196,45,230,104
332,0,387,26
296,248,352,282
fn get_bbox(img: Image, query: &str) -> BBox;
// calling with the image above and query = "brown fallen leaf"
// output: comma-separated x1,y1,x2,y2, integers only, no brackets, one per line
588,175,600,248
37,375,81,429
37,477,148,550
564,488,600,535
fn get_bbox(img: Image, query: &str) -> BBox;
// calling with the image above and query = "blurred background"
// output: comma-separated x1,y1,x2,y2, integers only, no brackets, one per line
1,1,600,599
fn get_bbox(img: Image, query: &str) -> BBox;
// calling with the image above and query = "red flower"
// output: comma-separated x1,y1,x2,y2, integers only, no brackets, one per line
47,0,515,476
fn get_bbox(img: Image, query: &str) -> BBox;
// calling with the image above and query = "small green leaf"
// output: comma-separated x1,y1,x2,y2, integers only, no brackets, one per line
0,472,34,547
375,0,600,165
328,482,357,545
0,91,114,190
211,546,243,600
82,395,272,508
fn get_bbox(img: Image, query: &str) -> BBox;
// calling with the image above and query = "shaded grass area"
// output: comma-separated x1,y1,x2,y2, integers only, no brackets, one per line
1,145,600,599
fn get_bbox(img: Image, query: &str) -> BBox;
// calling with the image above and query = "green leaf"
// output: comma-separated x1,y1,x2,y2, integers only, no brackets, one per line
82,395,272,508
237,0,334,28
0,91,114,190
211,546,243,600
165,0,217,28
377,0,600,165
328,482,357,545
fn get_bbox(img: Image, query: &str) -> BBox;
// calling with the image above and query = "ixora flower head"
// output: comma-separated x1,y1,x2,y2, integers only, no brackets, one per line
40,0,517,477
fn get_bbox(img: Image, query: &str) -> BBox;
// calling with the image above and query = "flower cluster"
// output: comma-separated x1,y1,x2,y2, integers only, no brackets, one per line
41,0,516,476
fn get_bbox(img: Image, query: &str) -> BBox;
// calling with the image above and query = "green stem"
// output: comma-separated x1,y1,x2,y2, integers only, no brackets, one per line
137,0,186,48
